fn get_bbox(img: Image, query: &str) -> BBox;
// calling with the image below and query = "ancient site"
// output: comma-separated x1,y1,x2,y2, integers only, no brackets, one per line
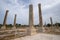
0,0,60,40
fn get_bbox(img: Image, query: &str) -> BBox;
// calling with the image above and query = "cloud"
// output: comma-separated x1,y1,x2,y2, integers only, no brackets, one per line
42,3,60,24
0,0,29,25
0,0,60,25
30,0,60,25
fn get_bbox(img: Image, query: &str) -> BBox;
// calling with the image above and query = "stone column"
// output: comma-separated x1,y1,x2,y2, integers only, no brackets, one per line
50,17,53,32
12,14,17,29
27,4,36,35
29,4,33,28
50,17,53,27
44,22,46,27
38,4,43,32
1,10,9,29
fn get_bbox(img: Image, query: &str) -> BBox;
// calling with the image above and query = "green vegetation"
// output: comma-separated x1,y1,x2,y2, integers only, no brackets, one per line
0,24,2,28
0,23,60,29
46,23,60,27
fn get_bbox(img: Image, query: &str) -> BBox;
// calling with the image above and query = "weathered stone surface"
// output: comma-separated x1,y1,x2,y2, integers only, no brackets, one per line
29,4,36,35
27,26,37,35
1,10,9,29
38,4,43,32
1,26,6,29
50,17,53,27
38,4,43,27
12,14,17,29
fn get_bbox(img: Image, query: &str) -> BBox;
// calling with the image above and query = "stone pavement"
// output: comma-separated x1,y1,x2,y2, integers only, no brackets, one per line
12,33,60,40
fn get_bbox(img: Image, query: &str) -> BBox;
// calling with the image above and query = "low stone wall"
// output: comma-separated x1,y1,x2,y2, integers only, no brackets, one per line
42,27,60,33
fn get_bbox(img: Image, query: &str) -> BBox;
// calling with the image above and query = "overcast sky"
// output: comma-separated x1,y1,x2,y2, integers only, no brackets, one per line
0,0,60,25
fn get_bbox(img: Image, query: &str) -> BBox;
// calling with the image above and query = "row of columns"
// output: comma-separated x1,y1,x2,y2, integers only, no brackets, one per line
29,4,43,27
1,3,54,35
29,4,43,35
2,3,43,30
1,4,43,35
29,3,54,34
29,4,43,28
1,10,17,29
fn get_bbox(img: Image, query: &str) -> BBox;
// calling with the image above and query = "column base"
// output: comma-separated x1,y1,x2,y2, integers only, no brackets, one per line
12,26,16,29
37,27,43,33
1,26,6,29
27,26,37,36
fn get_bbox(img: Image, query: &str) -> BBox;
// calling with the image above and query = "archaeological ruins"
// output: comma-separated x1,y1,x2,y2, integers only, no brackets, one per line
0,3,60,40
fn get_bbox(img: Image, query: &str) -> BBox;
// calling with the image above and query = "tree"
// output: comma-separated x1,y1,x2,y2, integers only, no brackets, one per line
46,23,51,27
0,24,2,28
55,23,60,27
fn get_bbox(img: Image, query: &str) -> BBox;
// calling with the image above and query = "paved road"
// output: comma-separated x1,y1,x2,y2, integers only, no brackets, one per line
13,33,60,40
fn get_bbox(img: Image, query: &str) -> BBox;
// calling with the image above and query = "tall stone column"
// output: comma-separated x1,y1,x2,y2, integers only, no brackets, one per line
50,17,53,27
12,14,17,29
27,4,36,35
38,4,43,32
1,10,9,29
29,4,33,28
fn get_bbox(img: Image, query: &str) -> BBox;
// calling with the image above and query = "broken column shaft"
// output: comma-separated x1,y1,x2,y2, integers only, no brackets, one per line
27,4,36,35
29,4,34,28
38,4,43,27
3,10,9,26
14,14,17,27
38,3,43,32
1,10,9,29
12,14,17,29
50,17,53,27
